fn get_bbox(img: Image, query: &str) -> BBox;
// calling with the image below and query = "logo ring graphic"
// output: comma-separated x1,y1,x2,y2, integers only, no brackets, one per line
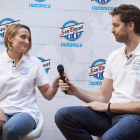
62,21,82,41
0,18,14,38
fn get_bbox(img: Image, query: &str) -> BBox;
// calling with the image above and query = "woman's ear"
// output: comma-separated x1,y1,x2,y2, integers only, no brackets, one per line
7,35,13,43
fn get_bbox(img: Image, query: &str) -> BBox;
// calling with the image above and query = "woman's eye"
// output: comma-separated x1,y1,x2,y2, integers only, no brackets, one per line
21,36,25,39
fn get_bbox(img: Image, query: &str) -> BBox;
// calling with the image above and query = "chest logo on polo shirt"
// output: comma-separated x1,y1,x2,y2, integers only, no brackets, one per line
19,68,29,78
131,59,140,75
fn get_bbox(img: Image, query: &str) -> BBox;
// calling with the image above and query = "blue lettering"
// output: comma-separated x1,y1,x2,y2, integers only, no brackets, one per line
104,7,107,10
0,41,4,45
48,4,51,8
110,7,113,10
90,81,102,86
94,6,97,10
61,42,82,47
29,3,51,8
92,5,113,11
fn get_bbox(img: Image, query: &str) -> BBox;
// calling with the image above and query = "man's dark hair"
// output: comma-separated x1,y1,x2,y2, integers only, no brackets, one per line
110,4,140,35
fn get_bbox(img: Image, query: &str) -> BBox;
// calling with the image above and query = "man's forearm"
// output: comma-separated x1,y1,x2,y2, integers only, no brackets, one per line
74,88,105,103
110,102,140,114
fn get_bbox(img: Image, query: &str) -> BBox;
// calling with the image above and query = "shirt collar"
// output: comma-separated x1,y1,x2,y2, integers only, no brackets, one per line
121,42,140,56
1,50,28,63
120,45,126,55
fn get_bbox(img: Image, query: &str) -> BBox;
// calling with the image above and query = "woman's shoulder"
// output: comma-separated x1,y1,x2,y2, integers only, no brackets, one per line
26,55,41,64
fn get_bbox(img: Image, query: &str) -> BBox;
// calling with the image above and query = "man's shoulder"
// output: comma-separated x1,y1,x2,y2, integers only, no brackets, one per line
108,46,125,60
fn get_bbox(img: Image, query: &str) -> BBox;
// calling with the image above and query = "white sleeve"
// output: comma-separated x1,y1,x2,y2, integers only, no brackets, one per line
35,60,49,86
103,56,112,79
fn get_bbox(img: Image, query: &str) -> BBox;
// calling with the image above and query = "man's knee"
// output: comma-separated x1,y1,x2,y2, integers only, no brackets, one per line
55,107,72,125
101,133,119,140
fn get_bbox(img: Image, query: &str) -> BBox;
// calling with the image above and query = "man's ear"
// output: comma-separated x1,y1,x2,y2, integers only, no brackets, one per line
7,35,13,43
128,22,134,31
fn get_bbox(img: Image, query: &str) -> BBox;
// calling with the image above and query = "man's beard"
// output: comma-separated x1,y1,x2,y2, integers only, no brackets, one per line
114,29,129,44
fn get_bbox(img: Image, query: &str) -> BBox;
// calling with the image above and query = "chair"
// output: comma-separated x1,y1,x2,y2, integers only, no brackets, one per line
21,112,44,140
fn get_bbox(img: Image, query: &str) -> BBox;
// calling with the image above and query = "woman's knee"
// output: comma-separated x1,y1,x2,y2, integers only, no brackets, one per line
2,123,17,137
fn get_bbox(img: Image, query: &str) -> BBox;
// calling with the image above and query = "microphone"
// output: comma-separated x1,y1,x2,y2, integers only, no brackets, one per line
126,55,132,59
57,64,68,94
12,61,16,71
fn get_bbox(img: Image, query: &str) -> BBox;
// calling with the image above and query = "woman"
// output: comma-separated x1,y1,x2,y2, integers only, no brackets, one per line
0,24,59,140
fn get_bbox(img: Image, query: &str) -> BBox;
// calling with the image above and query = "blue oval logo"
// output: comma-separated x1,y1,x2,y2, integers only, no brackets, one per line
95,0,111,5
89,59,106,80
62,21,82,41
0,18,15,38
35,0,46,2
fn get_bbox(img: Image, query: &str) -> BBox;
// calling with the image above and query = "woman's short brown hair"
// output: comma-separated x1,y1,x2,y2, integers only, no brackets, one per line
4,24,32,53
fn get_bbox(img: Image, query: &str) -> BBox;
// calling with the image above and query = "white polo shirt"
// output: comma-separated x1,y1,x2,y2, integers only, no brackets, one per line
0,51,49,124
104,43,140,103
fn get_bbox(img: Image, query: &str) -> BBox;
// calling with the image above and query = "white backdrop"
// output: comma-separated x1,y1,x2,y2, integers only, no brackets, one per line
0,0,139,140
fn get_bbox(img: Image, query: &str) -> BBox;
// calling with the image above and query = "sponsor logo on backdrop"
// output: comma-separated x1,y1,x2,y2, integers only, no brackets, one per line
131,59,140,75
60,20,84,47
95,0,111,5
0,18,20,45
36,0,45,2
91,0,113,11
89,59,106,85
29,0,51,8
37,57,51,73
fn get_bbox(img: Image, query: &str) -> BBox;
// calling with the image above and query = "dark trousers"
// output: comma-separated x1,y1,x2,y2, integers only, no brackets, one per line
55,106,140,140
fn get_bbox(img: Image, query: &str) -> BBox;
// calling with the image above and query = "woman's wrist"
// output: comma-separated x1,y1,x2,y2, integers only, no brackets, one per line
51,84,59,90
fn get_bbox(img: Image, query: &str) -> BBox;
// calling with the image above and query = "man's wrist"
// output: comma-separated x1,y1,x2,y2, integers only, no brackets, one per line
108,103,111,113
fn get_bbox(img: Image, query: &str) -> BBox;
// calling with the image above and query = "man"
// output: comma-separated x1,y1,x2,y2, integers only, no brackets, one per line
55,4,140,140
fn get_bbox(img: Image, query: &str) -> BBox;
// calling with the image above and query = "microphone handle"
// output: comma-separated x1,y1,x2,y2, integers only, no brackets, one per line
60,73,68,94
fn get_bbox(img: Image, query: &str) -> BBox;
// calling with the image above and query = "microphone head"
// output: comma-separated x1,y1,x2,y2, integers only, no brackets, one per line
57,64,64,73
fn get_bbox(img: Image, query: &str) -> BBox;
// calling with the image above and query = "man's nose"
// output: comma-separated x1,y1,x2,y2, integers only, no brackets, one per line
111,27,115,33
